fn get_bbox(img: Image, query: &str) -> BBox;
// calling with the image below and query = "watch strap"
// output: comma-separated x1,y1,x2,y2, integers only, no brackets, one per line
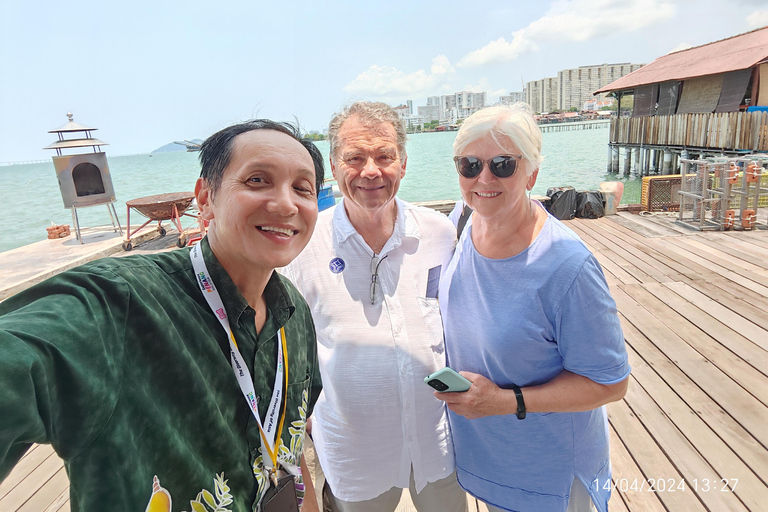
511,385,526,420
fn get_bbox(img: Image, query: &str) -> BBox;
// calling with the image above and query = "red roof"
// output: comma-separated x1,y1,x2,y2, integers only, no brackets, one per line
594,26,768,94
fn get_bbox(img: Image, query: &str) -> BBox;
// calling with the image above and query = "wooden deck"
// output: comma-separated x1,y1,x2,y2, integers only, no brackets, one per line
2,212,767,511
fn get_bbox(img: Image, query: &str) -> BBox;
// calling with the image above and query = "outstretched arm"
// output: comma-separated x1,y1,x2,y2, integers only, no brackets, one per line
435,370,628,420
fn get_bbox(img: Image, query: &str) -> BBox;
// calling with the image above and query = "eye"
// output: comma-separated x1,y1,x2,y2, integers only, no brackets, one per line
247,176,263,184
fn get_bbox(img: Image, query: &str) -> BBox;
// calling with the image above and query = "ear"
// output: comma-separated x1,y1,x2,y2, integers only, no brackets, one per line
195,177,215,221
330,156,338,180
400,155,407,178
526,168,539,191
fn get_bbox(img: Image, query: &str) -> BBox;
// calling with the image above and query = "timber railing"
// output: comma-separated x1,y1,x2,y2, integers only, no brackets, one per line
609,111,768,151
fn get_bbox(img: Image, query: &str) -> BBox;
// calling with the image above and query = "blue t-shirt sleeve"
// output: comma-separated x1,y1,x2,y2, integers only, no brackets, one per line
555,254,630,385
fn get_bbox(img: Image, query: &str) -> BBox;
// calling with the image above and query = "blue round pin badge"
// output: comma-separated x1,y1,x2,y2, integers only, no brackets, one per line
329,258,345,274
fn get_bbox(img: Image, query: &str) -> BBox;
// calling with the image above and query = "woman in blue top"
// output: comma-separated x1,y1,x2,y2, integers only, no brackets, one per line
435,104,630,512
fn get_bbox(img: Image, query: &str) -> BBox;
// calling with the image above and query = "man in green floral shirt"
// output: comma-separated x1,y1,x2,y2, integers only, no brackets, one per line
0,120,324,511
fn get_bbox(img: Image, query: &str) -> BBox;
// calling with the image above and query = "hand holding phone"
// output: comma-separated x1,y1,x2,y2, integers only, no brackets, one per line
424,367,472,392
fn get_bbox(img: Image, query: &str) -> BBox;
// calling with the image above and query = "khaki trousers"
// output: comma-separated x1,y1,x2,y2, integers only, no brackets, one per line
324,469,469,512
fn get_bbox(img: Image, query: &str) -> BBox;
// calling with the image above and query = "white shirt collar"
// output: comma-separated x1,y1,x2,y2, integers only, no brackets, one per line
332,197,420,252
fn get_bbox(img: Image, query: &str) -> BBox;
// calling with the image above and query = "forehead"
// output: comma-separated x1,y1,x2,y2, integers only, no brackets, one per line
462,133,517,156
227,129,314,176
338,116,398,152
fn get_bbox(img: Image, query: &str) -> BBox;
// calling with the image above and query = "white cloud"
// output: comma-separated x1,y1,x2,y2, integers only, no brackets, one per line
457,34,536,68
746,9,768,28
458,0,677,67
344,55,454,99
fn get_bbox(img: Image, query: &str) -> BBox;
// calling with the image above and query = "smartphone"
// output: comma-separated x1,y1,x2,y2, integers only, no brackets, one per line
424,367,472,392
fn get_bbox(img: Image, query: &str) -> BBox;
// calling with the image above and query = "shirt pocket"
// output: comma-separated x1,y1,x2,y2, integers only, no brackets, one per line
281,374,311,460
417,297,445,353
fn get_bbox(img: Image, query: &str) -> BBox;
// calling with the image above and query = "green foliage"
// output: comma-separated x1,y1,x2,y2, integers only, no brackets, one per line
304,132,326,141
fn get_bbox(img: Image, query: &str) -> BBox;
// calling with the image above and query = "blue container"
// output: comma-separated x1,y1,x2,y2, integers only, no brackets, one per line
318,184,336,211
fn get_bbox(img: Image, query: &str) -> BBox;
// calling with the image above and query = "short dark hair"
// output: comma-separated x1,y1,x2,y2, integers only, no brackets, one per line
199,119,325,198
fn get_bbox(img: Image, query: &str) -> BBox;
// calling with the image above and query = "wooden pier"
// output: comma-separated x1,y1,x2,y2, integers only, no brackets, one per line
2,211,768,511
539,119,611,133
606,111,768,175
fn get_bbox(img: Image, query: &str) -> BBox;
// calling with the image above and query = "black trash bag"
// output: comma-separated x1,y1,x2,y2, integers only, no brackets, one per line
546,186,577,220
576,191,605,219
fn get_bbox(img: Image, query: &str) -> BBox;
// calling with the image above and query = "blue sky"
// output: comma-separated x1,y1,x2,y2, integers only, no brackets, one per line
1,0,766,162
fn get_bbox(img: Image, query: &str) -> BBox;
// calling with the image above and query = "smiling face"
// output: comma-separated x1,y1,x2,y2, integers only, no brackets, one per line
331,115,406,222
195,129,318,277
458,134,538,224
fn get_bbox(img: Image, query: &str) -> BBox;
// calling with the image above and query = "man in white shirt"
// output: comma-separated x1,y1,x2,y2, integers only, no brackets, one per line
283,101,467,512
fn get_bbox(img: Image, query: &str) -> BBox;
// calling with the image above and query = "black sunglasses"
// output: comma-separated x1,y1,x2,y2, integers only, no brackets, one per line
453,154,523,179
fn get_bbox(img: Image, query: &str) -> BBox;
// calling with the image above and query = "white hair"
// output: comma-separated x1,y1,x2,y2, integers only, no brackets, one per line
453,103,543,176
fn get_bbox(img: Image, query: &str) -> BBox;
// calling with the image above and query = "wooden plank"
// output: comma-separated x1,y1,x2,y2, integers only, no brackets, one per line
700,232,768,266
0,453,63,511
654,236,768,297
724,231,768,251
608,398,706,511
568,223,659,283
665,236,768,284
608,213,688,238
626,344,768,510
625,282,768,404
622,377,749,511
16,467,69,512
0,445,55,500
607,422,664,512
693,234,768,270
644,280,768,377
620,317,768,486
663,281,768,353
40,486,68,512
602,221,716,280
681,277,768,334
612,286,768,448
580,218,703,281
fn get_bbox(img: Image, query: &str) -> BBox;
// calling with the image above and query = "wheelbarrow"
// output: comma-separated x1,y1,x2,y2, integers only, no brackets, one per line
123,192,197,251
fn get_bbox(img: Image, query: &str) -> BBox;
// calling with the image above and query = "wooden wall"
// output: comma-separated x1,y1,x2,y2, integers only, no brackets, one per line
610,111,768,151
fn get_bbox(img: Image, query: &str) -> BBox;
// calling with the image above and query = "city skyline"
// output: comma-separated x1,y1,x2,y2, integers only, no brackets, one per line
2,0,766,162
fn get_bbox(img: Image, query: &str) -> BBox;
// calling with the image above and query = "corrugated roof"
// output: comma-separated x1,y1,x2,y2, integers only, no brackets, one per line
594,26,768,94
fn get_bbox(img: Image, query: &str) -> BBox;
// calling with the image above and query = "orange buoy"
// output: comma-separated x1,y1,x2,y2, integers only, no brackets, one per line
727,163,739,184
742,209,756,230
724,209,735,229
746,163,761,183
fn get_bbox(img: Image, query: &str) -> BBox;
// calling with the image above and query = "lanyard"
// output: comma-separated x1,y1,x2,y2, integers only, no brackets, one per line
190,243,289,476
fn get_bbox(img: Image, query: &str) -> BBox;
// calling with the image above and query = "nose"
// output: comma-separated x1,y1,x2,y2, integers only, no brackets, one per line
266,183,299,216
476,161,496,184
359,156,382,179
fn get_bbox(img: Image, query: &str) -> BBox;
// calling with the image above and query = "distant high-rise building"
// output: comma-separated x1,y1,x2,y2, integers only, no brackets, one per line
526,78,559,113
500,91,525,105
418,105,440,124
439,91,486,122
406,100,413,114
526,62,643,112
427,96,440,107
557,63,643,111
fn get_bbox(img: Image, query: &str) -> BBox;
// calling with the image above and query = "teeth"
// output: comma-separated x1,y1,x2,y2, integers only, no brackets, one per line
260,226,295,236
476,192,500,198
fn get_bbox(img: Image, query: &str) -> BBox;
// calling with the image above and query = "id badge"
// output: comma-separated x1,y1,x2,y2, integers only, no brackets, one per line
260,474,299,512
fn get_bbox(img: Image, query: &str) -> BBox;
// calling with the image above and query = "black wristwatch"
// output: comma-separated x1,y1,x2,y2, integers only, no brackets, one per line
511,385,526,420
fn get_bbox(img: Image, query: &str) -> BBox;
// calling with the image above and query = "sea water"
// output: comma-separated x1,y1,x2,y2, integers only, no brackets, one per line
0,126,641,253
